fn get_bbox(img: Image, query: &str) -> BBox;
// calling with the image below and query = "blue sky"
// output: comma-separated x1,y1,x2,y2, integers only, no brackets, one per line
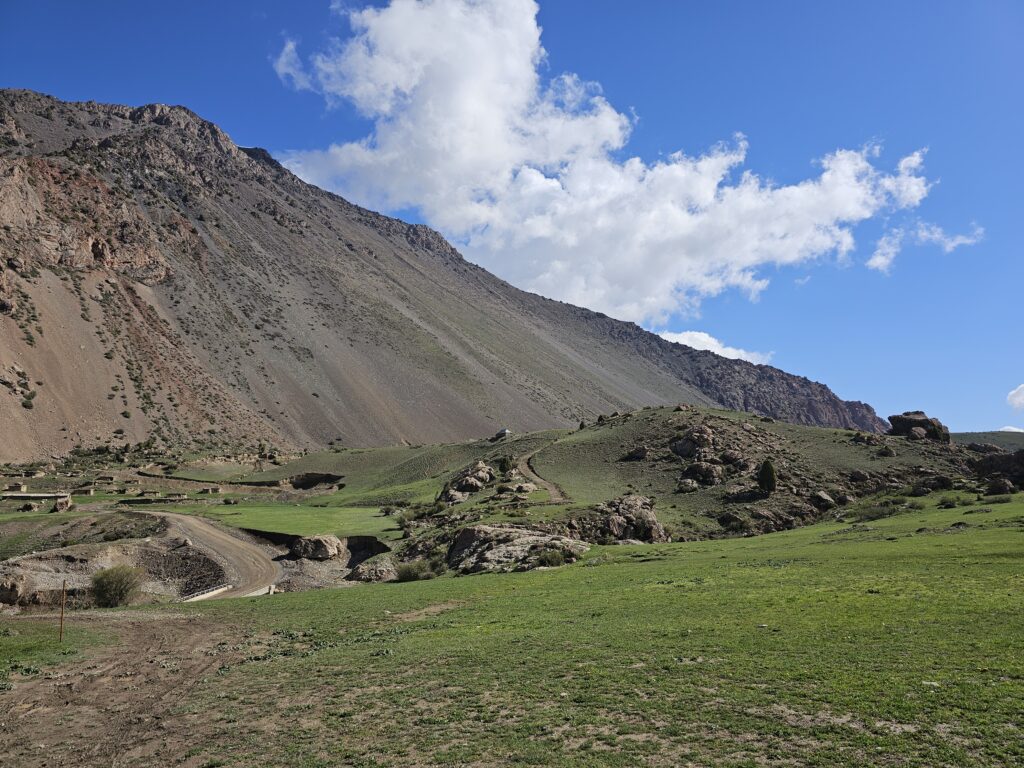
2,1,1021,431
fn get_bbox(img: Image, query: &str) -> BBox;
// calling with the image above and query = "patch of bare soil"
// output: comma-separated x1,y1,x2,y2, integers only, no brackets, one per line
0,611,244,767
389,600,464,623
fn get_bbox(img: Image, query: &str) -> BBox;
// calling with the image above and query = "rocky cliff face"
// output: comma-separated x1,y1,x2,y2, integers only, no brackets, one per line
0,90,886,461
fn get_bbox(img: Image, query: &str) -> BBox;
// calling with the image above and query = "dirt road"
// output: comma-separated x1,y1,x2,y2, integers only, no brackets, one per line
516,449,569,503
156,512,280,599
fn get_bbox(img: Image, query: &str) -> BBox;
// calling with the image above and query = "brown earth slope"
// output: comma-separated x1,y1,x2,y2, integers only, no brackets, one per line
0,90,885,462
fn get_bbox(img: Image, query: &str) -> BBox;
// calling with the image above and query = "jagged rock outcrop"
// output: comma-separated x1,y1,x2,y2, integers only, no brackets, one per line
554,495,669,543
888,411,951,443
974,449,1024,490
446,525,589,574
1,89,888,461
440,461,497,504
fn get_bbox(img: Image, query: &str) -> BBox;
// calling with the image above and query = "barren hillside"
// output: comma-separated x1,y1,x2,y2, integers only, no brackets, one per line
0,90,886,461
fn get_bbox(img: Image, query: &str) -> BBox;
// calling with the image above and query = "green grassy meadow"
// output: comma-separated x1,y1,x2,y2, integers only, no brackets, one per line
6,492,1017,766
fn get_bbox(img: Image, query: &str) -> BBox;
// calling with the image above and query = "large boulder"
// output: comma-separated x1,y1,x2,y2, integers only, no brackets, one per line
0,574,29,605
675,478,700,494
682,461,725,486
669,425,715,459
446,525,589,574
888,411,951,443
454,475,485,492
289,534,348,561
810,491,837,511
348,554,399,583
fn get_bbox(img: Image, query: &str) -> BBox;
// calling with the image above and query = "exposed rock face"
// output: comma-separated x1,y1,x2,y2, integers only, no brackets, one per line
683,461,725,486
441,461,497,504
289,535,347,561
888,412,951,443
446,525,589,574
0,89,888,461
973,450,1024,489
348,554,399,583
556,495,669,543
670,425,716,459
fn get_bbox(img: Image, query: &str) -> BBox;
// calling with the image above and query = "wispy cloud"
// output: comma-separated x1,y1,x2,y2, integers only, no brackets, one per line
273,38,313,91
657,330,773,365
867,221,983,273
274,0,967,325
1008,384,1024,410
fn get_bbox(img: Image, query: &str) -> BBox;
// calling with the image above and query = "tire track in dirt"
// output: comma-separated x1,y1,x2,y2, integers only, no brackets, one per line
516,448,569,503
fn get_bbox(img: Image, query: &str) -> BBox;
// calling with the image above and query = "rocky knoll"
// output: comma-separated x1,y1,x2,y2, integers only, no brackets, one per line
972,449,1024,493
553,495,669,543
2,89,886,461
888,411,951,443
446,525,590,574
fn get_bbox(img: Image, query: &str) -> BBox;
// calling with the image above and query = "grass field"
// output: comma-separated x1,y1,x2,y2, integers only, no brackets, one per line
953,431,1024,452
179,502,405,541
6,491,1020,766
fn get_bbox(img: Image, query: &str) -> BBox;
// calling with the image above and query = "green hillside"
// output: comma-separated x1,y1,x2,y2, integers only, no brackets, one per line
953,431,1024,451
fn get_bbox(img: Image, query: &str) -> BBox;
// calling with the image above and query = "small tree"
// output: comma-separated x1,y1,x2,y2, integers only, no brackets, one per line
91,565,144,607
757,459,777,495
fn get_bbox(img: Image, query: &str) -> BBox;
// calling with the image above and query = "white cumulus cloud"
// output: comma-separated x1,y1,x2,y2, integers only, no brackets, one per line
998,426,1024,433
658,331,773,365
1008,384,1024,410
276,0,961,325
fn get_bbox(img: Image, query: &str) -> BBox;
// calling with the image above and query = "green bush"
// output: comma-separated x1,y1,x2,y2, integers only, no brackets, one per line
91,565,144,607
536,548,566,567
395,560,431,582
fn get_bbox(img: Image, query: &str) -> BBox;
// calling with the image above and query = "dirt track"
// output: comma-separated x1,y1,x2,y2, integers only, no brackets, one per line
0,612,242,767
516,450,568,503
156,513,280,599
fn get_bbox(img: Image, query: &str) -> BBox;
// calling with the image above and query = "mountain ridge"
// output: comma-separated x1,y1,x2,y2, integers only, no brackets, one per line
0,89,886,462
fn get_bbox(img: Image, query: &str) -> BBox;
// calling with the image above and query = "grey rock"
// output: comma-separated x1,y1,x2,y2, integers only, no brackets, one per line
290,534,348,561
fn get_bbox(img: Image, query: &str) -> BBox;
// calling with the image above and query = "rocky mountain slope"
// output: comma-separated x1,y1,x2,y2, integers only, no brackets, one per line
0,90,886,461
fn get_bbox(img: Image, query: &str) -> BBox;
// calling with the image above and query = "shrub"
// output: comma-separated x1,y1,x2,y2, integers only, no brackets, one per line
536,548,566,567
757,459,777,495
908,500,927,510
91,565,143,607
852,506,895,522
938,495,959,509
395,560,430,582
